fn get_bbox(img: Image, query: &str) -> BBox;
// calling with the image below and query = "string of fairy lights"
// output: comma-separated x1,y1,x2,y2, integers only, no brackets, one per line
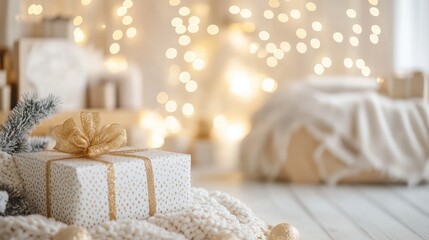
19,0,383,147
229,0,382,76
160,0,383,141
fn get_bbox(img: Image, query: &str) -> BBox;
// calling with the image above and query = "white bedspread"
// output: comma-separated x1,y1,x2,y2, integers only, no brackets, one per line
241,82,429,185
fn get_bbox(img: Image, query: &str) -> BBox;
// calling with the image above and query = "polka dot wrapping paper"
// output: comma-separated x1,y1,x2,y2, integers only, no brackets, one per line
13,148,191,228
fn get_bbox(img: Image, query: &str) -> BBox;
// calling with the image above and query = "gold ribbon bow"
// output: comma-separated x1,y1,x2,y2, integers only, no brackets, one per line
46,112,156,221
51,112,127,157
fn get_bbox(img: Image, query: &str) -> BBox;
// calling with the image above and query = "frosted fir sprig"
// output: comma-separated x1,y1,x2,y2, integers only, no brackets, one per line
0,93,60,154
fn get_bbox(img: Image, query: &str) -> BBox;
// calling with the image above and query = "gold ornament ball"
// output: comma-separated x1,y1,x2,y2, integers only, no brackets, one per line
52,226,92,240
268,223,300,240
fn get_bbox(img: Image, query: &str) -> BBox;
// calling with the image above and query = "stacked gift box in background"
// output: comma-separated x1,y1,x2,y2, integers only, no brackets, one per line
0,48,11,111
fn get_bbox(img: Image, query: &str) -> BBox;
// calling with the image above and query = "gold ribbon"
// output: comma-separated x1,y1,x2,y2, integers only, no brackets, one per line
47,112,157,220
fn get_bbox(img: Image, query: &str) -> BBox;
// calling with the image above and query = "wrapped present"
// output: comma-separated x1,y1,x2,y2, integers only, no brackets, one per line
13,112,191,227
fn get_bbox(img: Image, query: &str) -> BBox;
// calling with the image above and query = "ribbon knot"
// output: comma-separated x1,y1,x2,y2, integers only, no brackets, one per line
51,112,127,157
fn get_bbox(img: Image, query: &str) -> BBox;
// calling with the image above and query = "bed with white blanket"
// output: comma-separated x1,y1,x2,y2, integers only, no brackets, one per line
241,78,429,185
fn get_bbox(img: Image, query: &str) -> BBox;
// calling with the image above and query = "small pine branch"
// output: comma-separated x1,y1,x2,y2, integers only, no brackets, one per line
27,136,53,152
0,93,60,154
0,184,32,216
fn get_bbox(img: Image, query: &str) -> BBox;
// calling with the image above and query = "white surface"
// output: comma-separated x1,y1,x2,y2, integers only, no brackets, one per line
193,173,429,240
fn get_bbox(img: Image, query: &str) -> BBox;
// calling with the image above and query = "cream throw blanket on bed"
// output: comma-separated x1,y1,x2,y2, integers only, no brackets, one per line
241,83,429,185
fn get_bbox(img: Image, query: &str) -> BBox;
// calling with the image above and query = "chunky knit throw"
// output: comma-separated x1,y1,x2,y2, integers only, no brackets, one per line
0,188,270,240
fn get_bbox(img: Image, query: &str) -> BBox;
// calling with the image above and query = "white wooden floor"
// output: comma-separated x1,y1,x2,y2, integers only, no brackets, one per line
193,173,429,240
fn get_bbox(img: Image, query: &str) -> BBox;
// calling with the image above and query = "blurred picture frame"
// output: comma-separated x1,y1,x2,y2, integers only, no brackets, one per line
14,38,89,111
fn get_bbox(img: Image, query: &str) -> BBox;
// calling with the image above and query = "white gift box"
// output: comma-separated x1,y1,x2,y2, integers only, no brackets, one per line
14,148,191,227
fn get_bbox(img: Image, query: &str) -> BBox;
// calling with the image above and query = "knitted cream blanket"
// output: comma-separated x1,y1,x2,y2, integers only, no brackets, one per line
0,152,270,240
0,188,269,240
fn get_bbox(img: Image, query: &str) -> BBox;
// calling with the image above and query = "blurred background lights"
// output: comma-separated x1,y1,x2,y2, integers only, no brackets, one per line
356,59,365,69
229,5,240,14
344,58,354,68
104,55,128,73
274,49,284,60
346,9,357,18
169,0,180,6
261,78,278,93
259,31,270,41
116,6,127,16
126,27,137,38
73,16,83,26
112,30,123,40
164,116,181,134
310,38,321,49
207,25,219,35
165,100,177,113
312,21,322,31
157,92,169,104
265,43,276,53
81,0,91,5
179,71,191,83
182,103,195,116
213,115,228,129
158,0,383,128
171,17,182,27
314,64,324,75
296,42,307,53
368,0,378,5
277,13,289,23
352,24,362,34
184,51,197,62
240,9,252,18
149,135,164,148
187,24,199,33
123,0,133,8
189,16,200,24
225,122,250,141
370,7,379,16
290,9,301,19
109,43,120,54
362,66,371,76
165,48,177,59
185,80,198,92
74,27,85,43
122,16,133,25
349,36,359,46
280,41,291,52
264,10,274,19
179,7,191,16
296,28,307,39
266,56,278,67
242,22,255,33
175,25,187,34
268,0,280,8
228,69,255,98
306,2,317,11
192,59,205,70
179,35,191,46
370,34,379,44
28,4,43,15
333,32,344,42
249,42,259,54
371,25,381,34
322,57,332,68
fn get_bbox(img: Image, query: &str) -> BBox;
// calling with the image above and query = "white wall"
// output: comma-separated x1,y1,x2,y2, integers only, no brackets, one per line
0,0,403,111
394,0,429,73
